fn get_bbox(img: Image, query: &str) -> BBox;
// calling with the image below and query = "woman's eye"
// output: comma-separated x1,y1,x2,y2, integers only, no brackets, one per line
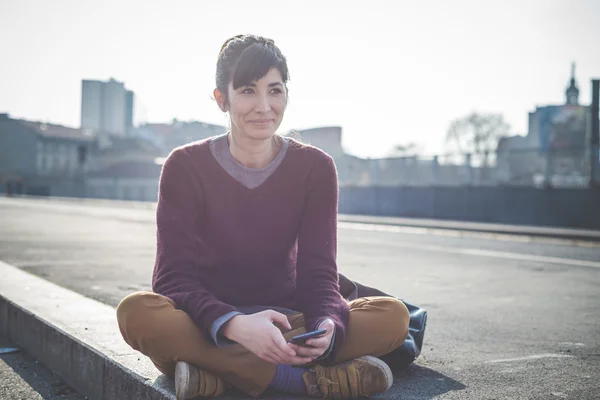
271,88,283,95
241,88,254,94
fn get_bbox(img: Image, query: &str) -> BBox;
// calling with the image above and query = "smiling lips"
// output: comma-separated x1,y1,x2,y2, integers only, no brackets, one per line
249,119,272,127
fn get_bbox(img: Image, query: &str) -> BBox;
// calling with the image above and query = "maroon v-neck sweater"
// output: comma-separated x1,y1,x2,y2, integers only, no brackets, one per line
152,137,350,353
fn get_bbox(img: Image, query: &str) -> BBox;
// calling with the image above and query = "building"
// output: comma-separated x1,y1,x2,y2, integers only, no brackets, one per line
497,63,592,187
85,160,162,201
125,90,135,133
81,78,135,135
292,126,344,159
92,133,162,171
285,126,360,181
0,111,164,199
527,67,588,152
0,113,95,196
133,119,226,155
83,130,163,201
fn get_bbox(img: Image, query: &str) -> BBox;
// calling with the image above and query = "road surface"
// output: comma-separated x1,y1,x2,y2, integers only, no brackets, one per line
0,198,599,399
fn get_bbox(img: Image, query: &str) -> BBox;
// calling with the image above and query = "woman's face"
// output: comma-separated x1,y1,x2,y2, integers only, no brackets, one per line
226,68,287,140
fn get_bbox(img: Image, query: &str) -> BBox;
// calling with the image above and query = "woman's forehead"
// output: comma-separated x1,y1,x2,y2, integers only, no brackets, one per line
233,68,284,87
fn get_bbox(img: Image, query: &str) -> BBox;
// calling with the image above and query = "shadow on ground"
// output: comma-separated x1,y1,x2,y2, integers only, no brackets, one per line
152,364,466,400
381,364,466,399
0,339,84,400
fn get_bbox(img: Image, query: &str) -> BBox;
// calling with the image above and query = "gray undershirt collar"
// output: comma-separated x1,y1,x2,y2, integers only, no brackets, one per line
209,133,289,189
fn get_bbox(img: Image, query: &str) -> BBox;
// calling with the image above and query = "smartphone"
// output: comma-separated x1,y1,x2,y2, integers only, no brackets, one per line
289,328,327,345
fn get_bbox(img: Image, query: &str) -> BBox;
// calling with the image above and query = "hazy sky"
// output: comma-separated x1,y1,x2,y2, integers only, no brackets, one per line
1,0,599,157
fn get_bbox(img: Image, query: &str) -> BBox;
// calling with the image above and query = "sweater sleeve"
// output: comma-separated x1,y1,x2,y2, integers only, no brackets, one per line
295,154,350,357
152,150,239,336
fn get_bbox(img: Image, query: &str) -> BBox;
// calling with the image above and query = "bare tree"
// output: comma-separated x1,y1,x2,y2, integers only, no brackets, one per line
446,112,510,165
388,142,422,158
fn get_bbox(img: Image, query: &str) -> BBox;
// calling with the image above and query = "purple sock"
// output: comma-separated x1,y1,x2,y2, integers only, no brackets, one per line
268,364,309,395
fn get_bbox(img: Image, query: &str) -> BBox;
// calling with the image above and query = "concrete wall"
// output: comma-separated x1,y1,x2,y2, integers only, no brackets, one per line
0,121,37,175
81,80,103,131
339,185,600,230
36,138,89,177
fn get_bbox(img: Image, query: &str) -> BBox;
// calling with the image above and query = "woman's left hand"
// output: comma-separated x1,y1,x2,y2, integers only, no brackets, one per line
288,318,335,360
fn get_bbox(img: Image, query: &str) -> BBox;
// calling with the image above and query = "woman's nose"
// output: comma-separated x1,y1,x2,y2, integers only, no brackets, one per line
254,95,271,113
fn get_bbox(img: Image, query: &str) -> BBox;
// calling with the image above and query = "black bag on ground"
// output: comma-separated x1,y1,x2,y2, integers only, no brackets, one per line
338,273,427,369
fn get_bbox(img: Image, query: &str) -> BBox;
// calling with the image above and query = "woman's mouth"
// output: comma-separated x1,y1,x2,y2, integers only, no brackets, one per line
249,119,272,127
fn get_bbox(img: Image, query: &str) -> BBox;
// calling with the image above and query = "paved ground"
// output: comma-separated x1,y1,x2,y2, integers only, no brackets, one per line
0,336,86,400
1,198,599,399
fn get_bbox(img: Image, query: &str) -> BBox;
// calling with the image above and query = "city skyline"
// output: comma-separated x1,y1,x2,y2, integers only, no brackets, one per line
1,0,599,158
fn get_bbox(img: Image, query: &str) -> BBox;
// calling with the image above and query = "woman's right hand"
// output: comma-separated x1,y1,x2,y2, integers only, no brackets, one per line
222,310,314,365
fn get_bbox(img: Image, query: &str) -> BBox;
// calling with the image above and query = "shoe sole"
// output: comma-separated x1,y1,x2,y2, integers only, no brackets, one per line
175,361,190,400
357,355,394,391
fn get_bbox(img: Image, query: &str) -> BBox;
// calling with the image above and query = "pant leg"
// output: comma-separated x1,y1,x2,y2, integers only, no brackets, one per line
333,296,410,364
116,291,307,398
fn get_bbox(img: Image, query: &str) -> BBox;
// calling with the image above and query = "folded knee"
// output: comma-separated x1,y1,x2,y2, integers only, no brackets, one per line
116,291,164,341
117,292,147,324
380,298,410,351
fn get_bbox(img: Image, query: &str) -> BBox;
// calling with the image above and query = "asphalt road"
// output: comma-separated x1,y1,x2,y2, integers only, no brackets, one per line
0,198,599,400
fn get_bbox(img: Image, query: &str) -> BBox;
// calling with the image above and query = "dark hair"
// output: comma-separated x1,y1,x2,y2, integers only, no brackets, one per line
216,34,289,104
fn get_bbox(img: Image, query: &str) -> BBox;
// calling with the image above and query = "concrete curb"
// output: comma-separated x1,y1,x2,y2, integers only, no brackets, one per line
337,214,600,244
0,260,175,400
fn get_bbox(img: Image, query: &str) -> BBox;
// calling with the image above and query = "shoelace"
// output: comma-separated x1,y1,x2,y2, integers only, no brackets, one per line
313,363,361,399
316,376,339,398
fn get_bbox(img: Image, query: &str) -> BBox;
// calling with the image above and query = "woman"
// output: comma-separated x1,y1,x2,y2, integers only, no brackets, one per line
116,34,410,399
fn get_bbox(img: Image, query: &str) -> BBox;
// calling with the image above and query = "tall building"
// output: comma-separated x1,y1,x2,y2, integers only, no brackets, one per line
125,90,135,133
527,63,588,151
81,78,134,135
565,62,580,106
497,63,591,187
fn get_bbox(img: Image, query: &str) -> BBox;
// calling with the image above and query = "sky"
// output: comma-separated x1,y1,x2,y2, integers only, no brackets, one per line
1,0,599,158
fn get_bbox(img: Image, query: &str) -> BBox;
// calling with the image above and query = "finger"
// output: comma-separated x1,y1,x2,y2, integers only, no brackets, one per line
264,356,278,365
306,335,331,348
264,345,292,365
289,343,324,358
272,350,311,366
277,348,314,365
271,339,314,365
259,353,280,365
269,345,293,364
288,355,316,365
271,330,297,357
268,310,292,330
269,352,287,365
288,343,310,356
317,318,335,334
267,337,297,365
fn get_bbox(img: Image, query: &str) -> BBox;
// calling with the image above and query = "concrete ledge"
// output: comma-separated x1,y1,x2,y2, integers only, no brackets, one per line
0,260,174,400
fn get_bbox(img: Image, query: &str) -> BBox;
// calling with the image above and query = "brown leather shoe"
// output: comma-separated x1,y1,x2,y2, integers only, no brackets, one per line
175,361,225,399
302,356,393,399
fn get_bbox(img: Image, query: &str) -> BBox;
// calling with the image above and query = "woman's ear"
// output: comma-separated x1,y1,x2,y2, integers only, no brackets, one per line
214,88,228,112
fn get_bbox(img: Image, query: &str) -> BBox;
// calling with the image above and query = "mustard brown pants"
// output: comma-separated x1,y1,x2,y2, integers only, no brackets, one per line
116,292,409,397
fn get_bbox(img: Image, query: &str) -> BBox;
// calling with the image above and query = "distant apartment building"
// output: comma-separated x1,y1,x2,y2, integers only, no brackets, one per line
0,113,94,196
84,133,163,201
0,111,165,200
81,78,135,135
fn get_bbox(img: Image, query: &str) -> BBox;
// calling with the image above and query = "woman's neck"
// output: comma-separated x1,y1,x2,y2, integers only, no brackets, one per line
228,131,280,169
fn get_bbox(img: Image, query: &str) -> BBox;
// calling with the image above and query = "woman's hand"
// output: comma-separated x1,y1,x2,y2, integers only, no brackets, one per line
288,318,335,359
222,310,314,365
